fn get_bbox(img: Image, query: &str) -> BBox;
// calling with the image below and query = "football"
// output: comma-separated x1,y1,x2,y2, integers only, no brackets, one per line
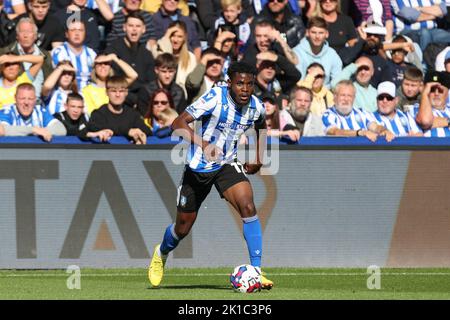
229,264,262,293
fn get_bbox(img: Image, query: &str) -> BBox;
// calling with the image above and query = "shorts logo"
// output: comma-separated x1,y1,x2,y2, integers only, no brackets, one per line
180,195,187,207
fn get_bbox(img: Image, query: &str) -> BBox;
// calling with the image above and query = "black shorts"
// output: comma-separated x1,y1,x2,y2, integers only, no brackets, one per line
176,162,250,213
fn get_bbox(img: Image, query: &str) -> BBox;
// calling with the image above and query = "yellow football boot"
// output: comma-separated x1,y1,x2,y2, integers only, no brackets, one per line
148,244,167,287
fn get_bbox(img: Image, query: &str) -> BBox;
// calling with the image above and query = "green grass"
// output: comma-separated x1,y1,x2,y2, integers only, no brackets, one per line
1,268,450,300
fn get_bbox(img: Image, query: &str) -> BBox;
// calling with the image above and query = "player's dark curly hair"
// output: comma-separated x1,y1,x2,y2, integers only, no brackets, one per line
227,61,257,80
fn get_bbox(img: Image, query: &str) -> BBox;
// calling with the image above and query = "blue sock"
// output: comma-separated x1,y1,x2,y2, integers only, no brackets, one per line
159,223,180,255
242,216,262,268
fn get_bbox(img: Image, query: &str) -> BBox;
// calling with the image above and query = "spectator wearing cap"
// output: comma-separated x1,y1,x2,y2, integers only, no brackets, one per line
287,85,325,137
397,66,423,113
253,50,301,100
390,0,450,52
357,20,395,87
369,81,422,138
331,56,378,113
297,62,334,117
293,16,342,89
355,0,394,41
260,90,300,143
412,73,450,137
322,80,390,142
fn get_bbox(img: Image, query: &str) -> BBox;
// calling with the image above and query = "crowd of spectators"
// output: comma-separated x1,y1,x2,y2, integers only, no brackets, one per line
0,0,449,143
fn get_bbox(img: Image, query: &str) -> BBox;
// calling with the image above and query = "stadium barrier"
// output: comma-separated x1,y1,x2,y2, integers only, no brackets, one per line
1,136,450,268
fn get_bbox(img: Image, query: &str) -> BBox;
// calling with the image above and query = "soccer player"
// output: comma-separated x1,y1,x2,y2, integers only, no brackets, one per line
148,61,274,289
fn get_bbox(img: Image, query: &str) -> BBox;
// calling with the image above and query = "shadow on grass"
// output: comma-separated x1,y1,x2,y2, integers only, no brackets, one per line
147,284,231,291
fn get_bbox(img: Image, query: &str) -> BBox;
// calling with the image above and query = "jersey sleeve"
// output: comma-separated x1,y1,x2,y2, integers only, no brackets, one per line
0,109,13,125
184,88,220,120
41,107,57,127
322,110,338,133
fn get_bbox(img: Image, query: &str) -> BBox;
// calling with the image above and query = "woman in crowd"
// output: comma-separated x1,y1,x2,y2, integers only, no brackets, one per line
144,88,179,138
81,53,138,116
148,20,197,97
261,91,300,143
41,60,78,115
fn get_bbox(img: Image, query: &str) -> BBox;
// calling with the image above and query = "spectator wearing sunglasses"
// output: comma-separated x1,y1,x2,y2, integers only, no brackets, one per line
143,88,178,138
368,81,422,138
331,56,378,113
412,73,450,137
297,62,334,117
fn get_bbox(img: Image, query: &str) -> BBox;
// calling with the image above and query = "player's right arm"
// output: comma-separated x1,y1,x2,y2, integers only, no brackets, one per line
172,111,222,162
172,111,205,148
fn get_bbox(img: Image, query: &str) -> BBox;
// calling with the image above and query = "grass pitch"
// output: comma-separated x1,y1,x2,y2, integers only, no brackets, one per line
0,268,450,300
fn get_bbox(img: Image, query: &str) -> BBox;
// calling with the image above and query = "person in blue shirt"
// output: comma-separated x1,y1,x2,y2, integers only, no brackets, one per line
148,61,274,290
0,82,66,141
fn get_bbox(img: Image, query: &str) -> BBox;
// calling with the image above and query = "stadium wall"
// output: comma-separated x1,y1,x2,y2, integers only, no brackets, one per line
0,142,449,268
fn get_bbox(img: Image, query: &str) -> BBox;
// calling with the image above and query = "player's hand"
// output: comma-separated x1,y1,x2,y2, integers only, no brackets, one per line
202,142,223,162
243,162,262,175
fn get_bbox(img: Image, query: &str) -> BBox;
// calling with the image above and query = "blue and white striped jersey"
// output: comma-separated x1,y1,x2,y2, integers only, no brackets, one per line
86,0,122,13
0,105,56,128
368,110,422,136
322,106,373,133
45,88,69,115
51,42,96,90
391,0,441,33
184,86,265,173
2,0,23,14
408,103,450,137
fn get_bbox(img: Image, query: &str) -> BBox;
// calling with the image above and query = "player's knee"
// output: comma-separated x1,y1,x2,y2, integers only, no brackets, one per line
239,202,256,218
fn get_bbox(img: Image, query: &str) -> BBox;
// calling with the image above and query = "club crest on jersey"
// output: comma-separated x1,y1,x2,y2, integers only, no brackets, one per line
203,91,216,102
